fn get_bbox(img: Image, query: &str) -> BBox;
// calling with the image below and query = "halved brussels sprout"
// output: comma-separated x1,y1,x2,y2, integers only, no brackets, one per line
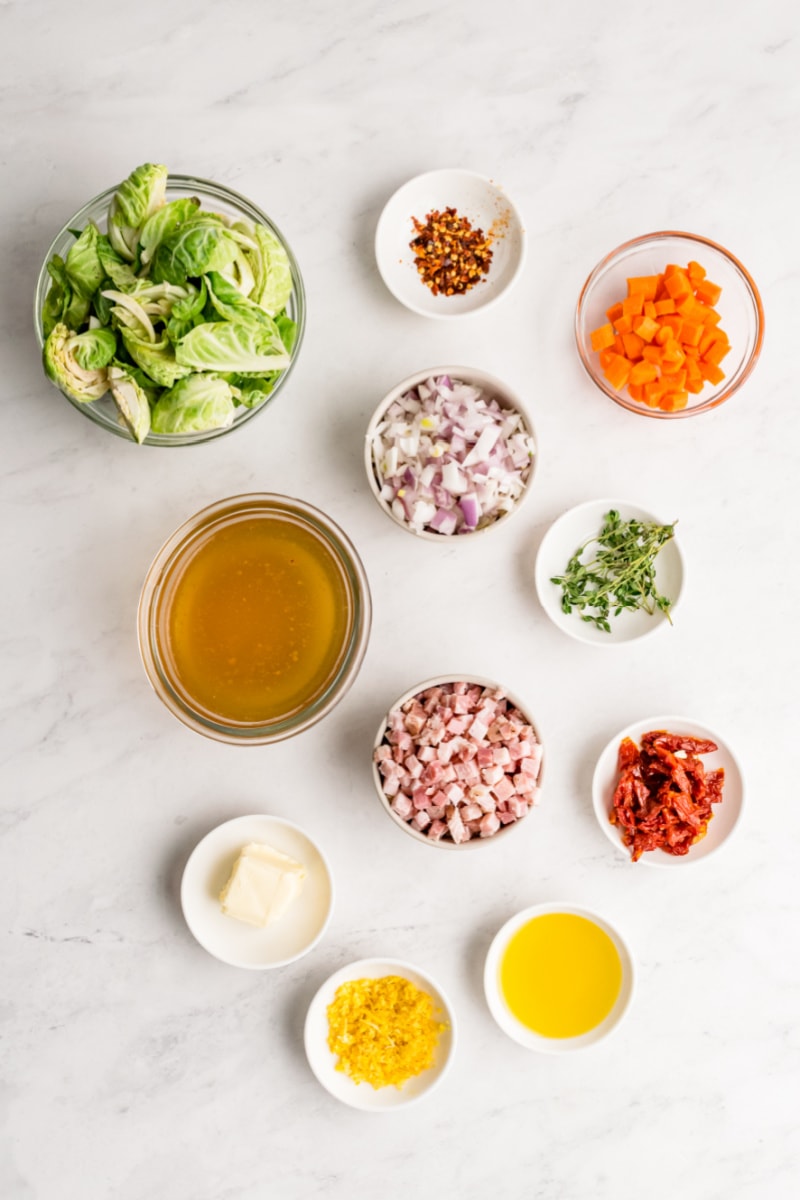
43,323,110,402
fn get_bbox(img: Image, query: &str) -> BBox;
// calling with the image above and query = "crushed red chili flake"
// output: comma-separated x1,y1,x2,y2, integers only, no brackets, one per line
409,207,493,297
610,730,725,861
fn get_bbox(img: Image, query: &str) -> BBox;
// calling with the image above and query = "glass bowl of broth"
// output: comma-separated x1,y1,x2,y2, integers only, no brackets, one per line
138,494,371,743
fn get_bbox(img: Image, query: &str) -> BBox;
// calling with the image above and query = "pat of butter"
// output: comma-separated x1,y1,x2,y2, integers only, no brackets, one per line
219,842,307,928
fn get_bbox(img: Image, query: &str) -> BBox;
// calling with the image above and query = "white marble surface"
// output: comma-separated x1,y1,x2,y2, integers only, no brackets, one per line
2,2,799,1197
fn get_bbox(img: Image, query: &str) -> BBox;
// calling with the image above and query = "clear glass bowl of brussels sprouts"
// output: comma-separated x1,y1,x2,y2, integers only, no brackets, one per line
34,164,306,447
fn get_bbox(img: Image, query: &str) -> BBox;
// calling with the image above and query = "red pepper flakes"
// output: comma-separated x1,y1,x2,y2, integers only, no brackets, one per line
409,207,493,297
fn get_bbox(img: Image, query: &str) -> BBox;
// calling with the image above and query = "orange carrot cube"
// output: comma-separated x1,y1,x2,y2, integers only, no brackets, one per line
633,315,660,342
590,323,617,353
614,315,634,335
687,260,706,285
695,278,722,306
622,293,645,318
654,299,676,315
681,321,704,347
603,354,633,390
627,383,644,403
622,331,645,358
627,275,660,300
629,361,658,386
699,360,725,384
606,301,625,323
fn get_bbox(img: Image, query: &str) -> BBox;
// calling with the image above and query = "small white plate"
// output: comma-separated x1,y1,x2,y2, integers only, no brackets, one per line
304,957,456,1110
484,903,635,1053
180,814,334,968
534,498,684,645
591,716,745,866
375,169,525,318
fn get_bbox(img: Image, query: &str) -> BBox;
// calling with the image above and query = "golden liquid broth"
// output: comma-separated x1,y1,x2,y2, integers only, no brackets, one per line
163,515,350,724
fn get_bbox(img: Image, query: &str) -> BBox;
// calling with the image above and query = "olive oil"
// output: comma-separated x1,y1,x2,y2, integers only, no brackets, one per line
161,514,351,724
500,912,623,1039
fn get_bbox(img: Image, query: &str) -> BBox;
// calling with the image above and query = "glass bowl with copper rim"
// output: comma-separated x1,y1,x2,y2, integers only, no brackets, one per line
371,674,544,850
364,366,537,541
33,174,305,446
374,169,526,318
575,231,763,418
138,494,371,744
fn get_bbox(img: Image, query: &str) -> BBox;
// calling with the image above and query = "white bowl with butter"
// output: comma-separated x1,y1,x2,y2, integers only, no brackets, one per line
180,814,334,969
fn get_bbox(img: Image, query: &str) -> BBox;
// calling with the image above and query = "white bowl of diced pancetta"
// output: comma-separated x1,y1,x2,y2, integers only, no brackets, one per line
364,367,537,540
372,676,544,849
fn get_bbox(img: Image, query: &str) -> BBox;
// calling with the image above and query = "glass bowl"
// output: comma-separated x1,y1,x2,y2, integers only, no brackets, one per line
33,175,306,447
138,494,371,744
575,231,763,419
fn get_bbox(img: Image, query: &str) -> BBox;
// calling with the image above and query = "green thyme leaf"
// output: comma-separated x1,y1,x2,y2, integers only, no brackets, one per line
550,509,677,633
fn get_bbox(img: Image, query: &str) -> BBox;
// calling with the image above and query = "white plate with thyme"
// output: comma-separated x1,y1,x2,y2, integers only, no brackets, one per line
534,499,685,645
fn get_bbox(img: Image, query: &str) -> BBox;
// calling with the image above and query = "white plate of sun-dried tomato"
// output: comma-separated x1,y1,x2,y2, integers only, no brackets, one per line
592,715,745,866
375,169,526,318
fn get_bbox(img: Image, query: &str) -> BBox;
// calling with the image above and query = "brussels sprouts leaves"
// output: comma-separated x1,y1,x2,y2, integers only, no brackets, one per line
41,162,296,440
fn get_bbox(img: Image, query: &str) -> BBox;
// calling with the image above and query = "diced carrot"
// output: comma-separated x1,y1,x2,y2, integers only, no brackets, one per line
698,361,725,384
633,315,660,343
629,361,658,385
626,275,660,300
603,354,632,390
681,321,704,347
660,391,689,412
622,331,645,358
704,339,731,366
665,271,692,301
622,293,645,318
695,278,722,306
590,323,616,352
588,258,729,403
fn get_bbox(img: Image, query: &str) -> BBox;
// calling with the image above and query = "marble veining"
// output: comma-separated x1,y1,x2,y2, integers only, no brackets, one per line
1,1,799,1198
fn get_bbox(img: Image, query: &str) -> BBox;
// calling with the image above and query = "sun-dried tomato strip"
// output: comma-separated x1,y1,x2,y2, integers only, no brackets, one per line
610,729,725,861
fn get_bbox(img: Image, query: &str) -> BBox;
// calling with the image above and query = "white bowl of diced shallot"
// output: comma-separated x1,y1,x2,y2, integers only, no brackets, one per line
372,676,544,849
364,367,537,539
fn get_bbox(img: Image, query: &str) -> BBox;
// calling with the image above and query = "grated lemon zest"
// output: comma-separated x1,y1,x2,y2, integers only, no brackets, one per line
326,975,447,1090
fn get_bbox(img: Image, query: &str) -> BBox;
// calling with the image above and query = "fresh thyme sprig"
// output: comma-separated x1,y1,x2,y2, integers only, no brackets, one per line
550,509,677,634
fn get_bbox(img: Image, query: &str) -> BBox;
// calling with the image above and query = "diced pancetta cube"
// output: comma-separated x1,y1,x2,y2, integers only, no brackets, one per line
476,744,494,768
412,788,431,810
469,785,496,813
491,745,511,767
391,793,413,819
509,797,529,818
417,745,435,763
481,764,505,787
374,744,393,763
480,812,501,837
412,810,431,831
468,716,489,741
405,754,423,779
461,803,483,822
382,775,400,798
446,715,470,736
491,775,515,804
427,820,447,841
447,808,470,843
513,772,536,795
444,781,465,804
497,811,517,825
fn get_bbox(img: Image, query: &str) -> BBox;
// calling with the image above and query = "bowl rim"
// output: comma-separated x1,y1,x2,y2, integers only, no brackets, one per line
179,813,335,969
371,672,544,850
33,173,307,447
364,364,538,541
483,901,636,1052
533,496,686,647
374,167,526,319
574,229,764,419
137,492,372,744
303,955,457,1110
590,713,746,867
